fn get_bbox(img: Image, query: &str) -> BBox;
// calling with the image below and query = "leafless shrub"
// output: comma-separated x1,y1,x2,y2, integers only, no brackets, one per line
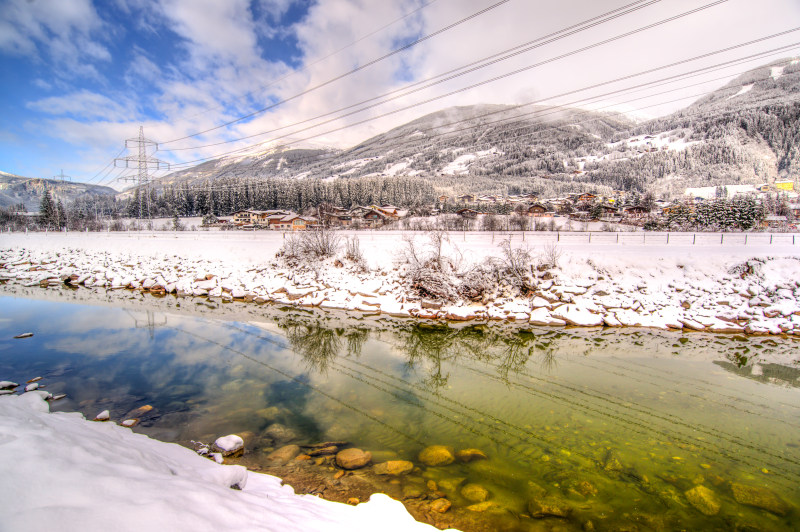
279,228,341,264
344,235,368,272
539,241,562,270
498,237,534,292
401,231,461,301
458,266,495,301
510,213,529,231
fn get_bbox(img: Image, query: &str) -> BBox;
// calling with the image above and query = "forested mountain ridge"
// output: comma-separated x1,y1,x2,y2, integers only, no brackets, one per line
146,57,800,201
0,172,116,211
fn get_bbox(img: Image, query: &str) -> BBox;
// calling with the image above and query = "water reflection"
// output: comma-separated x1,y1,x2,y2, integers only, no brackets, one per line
1,295,799,531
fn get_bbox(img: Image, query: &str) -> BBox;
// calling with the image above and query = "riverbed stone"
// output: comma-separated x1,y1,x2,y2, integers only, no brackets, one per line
266,444,300,464
528,496,572,518
455,448,488,463
419,445,455,467
731,482,791,516
335,448,372,470
430,498,451,513
262,423,297,443
373,460,414,476
684,485,721,515
461,483,490,503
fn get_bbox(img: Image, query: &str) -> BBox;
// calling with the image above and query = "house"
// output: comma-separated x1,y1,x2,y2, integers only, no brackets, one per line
456,208,478,219
623,206,650,218
457,194,476,203
357,208,390,228
577,193,597,203
526,203,547,217
231,210,260,225
272,214,317,231
763,215,788,229
437,195,450,204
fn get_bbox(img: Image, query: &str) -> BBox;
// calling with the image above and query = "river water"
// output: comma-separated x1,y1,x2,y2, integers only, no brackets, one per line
1,293,798,531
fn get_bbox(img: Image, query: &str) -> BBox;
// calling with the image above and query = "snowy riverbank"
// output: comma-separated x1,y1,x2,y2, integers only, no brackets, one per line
1,231,800,335
0,391,454,532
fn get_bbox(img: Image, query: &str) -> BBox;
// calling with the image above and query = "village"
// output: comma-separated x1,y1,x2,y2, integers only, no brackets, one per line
216,180,799,232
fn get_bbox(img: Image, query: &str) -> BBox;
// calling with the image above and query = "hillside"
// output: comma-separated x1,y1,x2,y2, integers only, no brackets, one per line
0,172,117,211
148,57,800,201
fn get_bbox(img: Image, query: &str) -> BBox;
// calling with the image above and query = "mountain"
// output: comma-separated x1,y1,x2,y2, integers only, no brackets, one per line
0,172,117,211
150,57,800,200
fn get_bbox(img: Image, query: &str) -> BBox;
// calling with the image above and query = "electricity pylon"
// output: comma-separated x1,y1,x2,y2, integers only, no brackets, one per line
115,126,170,221
53,169,71,182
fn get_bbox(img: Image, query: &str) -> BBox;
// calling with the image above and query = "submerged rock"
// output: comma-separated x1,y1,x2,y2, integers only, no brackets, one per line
731,482,791,516
419,445,455,467
455,448,488,463
262,423,297,444
461,483,490,503
373,460,414,476
684,485,721,515
429,498,451,513
335,448,372,470
528,496,572,519
266,444,300,464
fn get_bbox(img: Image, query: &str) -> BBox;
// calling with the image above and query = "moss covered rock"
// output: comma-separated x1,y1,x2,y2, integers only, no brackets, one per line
685,485,721,516
419,445,455,467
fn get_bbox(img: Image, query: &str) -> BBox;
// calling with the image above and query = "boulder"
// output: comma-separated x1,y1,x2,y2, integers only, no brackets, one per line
266,444,301,464
430,498,451,513
461,483,490,502
373,460,414,476
335,448,372,470
685,485,720,516
262,423,297,443
731,483,791,516
455,448,488,462
212,434,244,457
419,445,455,467
528,496,571,519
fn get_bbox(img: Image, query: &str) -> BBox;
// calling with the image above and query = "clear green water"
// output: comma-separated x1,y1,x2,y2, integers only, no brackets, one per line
1,295,799,531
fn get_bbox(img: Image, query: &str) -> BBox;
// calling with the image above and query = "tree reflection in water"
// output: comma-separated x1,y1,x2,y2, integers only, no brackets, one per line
273,313,561,387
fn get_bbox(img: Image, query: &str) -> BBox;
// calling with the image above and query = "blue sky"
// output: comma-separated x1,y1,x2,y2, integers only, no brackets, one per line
1,0,799,189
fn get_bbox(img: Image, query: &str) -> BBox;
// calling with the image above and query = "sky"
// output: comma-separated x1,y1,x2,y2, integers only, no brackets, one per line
1,0,799,190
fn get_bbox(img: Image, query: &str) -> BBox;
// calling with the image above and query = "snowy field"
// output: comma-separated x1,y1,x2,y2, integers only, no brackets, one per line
2,230,800,335
0,391,454,532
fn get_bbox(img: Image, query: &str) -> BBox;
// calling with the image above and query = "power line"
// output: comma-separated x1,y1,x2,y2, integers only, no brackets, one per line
161,0,513,144
136,73,800,196
160,0,661,153
160,25,797,173
172,0,441,125
114,126,171,219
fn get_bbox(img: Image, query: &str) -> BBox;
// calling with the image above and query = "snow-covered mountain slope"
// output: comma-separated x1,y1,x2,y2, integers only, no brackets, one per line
149,57,800,199
0,172,116,211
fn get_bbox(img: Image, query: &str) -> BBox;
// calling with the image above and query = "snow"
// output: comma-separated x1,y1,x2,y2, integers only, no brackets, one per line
683,184,760,199
770,66,786,80
0,392,456,532
727,83,754,99
1,231,800,337
441,148,500,175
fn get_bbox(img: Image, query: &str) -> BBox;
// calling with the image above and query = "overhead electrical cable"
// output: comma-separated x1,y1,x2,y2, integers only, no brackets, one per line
161,0,661,152
160,21,795,172
162,0,514,144
174,0,441,124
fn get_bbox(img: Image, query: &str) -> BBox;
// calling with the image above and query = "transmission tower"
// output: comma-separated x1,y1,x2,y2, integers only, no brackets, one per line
115,126,170,221
53,169,72,182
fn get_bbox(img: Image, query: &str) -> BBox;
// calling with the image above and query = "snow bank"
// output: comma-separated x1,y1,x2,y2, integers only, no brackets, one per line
0,392,455,532
1,232,800,335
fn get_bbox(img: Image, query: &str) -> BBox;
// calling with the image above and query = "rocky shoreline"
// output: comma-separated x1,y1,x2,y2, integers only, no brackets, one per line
2,245,800,336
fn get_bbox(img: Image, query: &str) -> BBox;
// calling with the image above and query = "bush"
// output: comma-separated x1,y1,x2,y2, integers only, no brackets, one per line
279,228,341,264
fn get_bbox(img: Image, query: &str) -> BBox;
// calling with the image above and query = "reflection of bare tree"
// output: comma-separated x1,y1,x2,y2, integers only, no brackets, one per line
403,324,459,390
281,320,343,374
344,328,370,358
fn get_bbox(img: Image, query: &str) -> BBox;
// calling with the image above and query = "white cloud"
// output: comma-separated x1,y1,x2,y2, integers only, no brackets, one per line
0,0,109,78
26,90,130,120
